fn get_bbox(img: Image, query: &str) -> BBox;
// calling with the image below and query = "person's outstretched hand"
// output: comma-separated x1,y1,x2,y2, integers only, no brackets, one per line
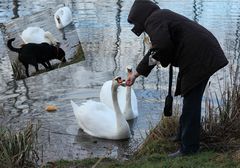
126,71,140,86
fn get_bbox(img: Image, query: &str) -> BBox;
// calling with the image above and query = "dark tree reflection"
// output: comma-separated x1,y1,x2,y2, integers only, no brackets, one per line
12,0,19,19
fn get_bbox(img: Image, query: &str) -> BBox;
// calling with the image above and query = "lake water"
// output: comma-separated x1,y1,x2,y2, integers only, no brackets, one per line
0,0,239,164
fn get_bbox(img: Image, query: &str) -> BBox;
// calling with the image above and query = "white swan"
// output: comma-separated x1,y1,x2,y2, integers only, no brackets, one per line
100,66,138,120
54,6,73,29
70,77,130,140
20,27,59,46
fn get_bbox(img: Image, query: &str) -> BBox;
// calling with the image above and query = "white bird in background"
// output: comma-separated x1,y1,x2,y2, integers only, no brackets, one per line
54,6,73,29
100,65,139,120
70,77,130,140
20,27,59,46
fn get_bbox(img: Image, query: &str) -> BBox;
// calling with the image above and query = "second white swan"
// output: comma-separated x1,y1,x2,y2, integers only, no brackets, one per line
100,66,138,120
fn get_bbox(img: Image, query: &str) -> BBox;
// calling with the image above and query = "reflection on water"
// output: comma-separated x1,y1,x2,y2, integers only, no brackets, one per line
0,0,240,163
112,0,122,76
12,0,19,19
193,0,203,22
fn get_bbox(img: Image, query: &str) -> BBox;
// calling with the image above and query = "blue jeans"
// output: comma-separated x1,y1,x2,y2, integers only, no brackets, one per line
180,78,209,154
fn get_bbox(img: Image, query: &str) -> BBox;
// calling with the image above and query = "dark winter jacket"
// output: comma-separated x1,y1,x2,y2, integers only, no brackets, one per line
128,0,228,96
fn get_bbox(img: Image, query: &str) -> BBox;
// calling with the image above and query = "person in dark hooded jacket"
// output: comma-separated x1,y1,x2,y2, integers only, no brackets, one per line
126,0,228,157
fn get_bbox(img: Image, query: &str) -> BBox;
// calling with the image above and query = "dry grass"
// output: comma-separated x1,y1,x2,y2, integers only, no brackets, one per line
201,65,240,151
201,83,240,151
134,111,180,158
0,122,39,168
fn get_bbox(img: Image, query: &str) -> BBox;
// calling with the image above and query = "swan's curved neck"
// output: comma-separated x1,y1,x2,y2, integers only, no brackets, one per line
112,84,124,128
124,86,132,114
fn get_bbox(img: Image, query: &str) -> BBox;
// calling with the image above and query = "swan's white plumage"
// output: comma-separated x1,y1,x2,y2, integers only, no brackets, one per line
54,6,72,29
21,27,59,46
100,80,138,120
71,79,130,140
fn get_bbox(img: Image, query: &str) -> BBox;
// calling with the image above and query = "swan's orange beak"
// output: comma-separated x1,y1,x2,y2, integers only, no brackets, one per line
115,77,126,87
116,77,122,84
119,79,127,87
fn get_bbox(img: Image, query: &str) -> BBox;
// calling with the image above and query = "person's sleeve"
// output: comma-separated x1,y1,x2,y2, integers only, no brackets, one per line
136,49,156,77
150,47,172,67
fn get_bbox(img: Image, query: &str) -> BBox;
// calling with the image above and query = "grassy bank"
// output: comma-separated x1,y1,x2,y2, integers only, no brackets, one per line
0,123,39,168
42,115,240,168
43,141,240,168
104,151,238,168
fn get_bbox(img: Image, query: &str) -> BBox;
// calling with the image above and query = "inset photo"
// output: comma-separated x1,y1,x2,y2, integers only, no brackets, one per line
1,5,84,80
